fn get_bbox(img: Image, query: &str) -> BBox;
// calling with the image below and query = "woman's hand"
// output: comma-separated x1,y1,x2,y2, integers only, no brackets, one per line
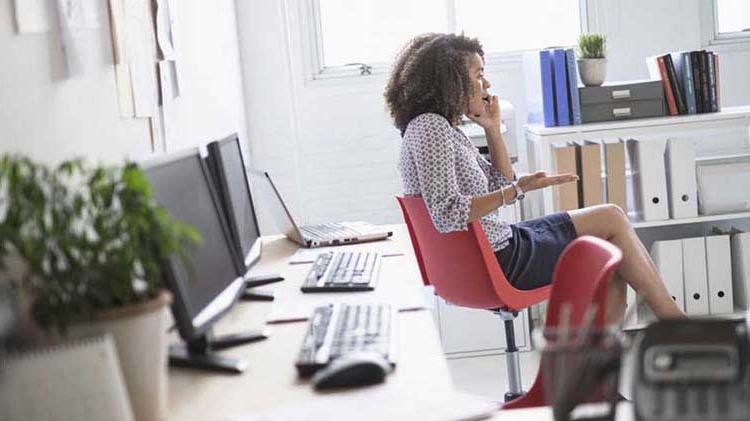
517,171,578,193
466,94,501,131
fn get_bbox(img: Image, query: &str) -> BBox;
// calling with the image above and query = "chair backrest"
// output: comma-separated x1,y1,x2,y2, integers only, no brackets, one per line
396,196,549,311
502,235,622,410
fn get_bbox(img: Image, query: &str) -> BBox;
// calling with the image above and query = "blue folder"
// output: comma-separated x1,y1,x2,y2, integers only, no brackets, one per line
540,50,557,127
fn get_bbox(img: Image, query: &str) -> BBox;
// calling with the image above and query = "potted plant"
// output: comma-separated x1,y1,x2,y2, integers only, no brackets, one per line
577,33,607,86
0,154,198,421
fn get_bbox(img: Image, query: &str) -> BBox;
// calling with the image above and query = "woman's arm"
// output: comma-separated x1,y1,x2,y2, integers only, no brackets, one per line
484,125,514,180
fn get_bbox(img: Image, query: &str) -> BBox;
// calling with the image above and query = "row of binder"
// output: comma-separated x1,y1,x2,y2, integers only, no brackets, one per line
629,233,749,325
551,138,699,222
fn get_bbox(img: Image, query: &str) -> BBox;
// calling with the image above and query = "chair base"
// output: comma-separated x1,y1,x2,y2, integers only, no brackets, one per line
504,391,524,403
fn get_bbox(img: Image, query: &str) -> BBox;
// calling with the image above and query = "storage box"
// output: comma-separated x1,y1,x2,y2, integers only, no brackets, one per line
696,154,750,215
579,80,666,123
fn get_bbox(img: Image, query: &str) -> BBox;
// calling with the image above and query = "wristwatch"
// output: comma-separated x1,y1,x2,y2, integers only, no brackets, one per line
511,181,525,202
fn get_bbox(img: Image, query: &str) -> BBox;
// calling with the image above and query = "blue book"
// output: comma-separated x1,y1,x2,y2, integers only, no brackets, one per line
671,52,696,114
565,48,582,125
552,48,570,126
523,50,557,127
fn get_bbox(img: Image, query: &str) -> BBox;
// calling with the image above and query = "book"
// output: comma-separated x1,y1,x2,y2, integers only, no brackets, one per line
663,54,687,114
699,50,710,113
690,51,703,113
646,55,678,116
671,51,696,114
552,48,571,126
707,51,717,112
565,48,582,125
714,53,721,111
524,50,557,127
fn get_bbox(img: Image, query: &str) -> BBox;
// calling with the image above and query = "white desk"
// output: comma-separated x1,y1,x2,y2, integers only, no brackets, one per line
490,402,633,420
167,225,458,420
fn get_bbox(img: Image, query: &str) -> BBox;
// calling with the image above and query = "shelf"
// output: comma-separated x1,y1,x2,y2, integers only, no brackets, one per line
630,211,750,229
526,105,750,138
623,310,746,332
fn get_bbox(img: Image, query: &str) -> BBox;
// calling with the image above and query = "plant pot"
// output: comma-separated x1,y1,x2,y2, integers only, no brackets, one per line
577,58,607,87
68,290,172,421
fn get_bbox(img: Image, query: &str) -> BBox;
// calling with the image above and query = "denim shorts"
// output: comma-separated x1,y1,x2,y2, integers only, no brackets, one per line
494,212,578,291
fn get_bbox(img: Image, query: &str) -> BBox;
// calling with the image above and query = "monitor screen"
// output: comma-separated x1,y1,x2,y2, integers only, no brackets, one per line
143,150,244,338
210,135,262,269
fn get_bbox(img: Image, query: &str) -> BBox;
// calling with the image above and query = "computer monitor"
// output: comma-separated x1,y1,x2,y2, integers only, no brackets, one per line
142,148,267,373
206,134,283,299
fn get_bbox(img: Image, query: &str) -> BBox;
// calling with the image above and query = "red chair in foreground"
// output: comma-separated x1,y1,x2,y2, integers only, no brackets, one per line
397,196,550,402
503,235,622,409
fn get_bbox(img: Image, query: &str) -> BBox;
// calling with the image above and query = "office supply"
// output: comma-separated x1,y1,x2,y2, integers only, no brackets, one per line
0,334,134,421
289,247,402,264
603,139,627,211
575,140,603,207
248,169,392,248
551,144,580,211
731,232,750,310
579,80,666,123
681,237,710,316
565,48,582,125
206,134,284,301
300,251,381,293
664,138,698,219
552,49,571,126
627,138,669,222
398,196,550,402
696,154,750,215
633,318,750,421
311,351,390,390
524,49,557,127
639,240,684,323
295,303,397,377
142,149,268,373
705,235,733,315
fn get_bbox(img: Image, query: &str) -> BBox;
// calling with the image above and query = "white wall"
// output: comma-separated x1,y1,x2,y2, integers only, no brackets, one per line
236,0,750,231
0,0,248,164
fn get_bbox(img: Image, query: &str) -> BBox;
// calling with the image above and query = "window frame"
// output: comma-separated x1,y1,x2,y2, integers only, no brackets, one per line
700,0,750,48
300,0,589,82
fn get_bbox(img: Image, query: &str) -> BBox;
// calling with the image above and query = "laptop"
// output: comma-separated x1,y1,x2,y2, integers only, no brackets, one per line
248,169,392,248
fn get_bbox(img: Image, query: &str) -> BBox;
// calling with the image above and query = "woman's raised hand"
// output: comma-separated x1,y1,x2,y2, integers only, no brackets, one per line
467,95,500,130
517,171,578,193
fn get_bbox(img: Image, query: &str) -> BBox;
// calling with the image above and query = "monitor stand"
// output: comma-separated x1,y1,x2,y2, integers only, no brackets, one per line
168,327,269,374
240,273,284,302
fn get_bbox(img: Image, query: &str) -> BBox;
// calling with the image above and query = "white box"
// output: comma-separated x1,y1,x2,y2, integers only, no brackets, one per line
696,155,750,215
682,237,710,316
705,235,734,315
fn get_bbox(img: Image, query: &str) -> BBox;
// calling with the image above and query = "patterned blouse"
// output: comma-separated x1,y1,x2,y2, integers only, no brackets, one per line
398,113,513,251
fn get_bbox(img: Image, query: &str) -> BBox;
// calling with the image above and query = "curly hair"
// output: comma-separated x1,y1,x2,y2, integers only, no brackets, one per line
384,33,484,135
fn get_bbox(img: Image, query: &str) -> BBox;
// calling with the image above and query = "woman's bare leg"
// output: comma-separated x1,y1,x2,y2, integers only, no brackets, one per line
568,204,686,319
605,273,627,324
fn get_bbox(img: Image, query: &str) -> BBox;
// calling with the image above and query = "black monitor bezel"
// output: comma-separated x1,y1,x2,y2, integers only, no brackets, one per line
141,148,246,342
206,134,262,274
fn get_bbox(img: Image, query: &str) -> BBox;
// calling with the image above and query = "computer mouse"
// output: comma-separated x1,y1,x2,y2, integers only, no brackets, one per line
311,352,391,390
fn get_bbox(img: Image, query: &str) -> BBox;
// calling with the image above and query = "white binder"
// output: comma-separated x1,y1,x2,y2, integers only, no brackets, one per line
705,235,734,315
639,239,684,323
731,232,750,310
682,237,710,316
624,285,638,328
627,139,669,221
665,138,698,219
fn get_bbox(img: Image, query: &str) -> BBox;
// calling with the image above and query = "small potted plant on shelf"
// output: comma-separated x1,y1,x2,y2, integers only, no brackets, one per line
0,154,198,421
577,33,607,86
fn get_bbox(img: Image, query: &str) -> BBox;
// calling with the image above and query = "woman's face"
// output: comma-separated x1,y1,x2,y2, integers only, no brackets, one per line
466,53,491,117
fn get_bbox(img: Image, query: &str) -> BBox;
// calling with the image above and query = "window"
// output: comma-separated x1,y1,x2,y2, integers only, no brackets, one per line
311,0,583,78
714,0,750,40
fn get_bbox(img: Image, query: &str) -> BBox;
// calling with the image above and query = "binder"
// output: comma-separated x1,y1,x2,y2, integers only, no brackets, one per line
551,143,579,211
603,139,627,211
552,48,571,126
626,139,669,221
575,141,603,207
639,239,684,323
682,237,710,316
524,50,557,127
624,285,638,328
705,235,734,315
664,138,698,219
564,48,582,125
731,232,750,310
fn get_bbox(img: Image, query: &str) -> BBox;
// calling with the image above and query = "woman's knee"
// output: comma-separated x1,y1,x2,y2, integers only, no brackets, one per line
596,204,629,228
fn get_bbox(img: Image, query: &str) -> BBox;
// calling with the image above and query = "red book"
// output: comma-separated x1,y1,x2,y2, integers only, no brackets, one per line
657,56,679,116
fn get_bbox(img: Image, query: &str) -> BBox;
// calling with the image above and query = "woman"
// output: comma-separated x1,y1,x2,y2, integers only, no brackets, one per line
385,33,684,323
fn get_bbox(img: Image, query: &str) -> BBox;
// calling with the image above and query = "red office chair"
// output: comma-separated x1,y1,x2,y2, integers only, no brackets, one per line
503,235,622,409
397,196,551,402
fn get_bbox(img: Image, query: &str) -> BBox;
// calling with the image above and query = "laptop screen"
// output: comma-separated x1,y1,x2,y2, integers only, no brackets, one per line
247,169,305,244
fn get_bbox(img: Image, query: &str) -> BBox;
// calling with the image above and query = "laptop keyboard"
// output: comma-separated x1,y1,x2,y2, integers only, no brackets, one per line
300,223,362,240
295,303,397,377
301,251,379,292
